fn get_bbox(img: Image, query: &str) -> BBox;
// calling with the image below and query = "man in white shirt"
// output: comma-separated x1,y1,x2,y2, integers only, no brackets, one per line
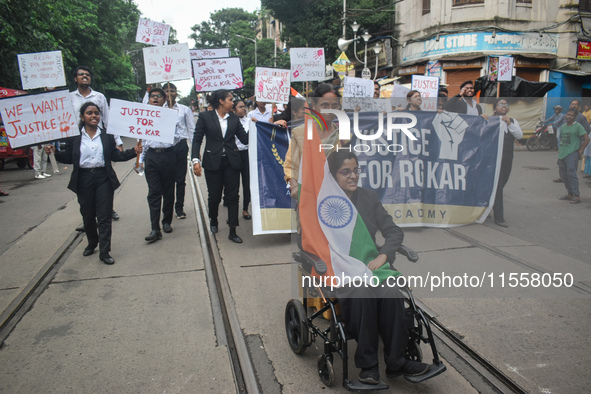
247,100,273,123
163,82,196,219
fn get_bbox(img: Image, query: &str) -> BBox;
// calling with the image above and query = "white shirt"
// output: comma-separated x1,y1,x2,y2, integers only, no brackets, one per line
165,102,195,143
70,88,123,146
216,109,229,138
462,97,479,116
235,116,250,151
248,107,273,123
79,127,105,168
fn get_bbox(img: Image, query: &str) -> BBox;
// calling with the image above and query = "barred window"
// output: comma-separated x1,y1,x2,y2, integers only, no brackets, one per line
423,0,431,15
581,0,591,13
516,0,532,4
453,0,484,6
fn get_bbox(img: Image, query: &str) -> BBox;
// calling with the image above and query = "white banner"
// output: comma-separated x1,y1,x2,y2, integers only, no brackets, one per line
255,67,290,104
0,90,78,148
190,48,230,60
143,43,192,84
108,99,177,144
290,48,325,82
136,18,171,46
411,75,439,111
192,58,244,92
498,56,514,81
17,51,67,90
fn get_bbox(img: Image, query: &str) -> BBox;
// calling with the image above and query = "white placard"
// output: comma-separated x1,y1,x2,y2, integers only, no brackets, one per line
498,56,514,82
343,76,374,98
0,90,78,148
190,48,230,60
143,43,192,84
192,58,244,92
17,51,66,90
390,83,410,110
108,99,177,144
411,75,439,111
255,67,290,104
290,48,325,82
136,18,171,46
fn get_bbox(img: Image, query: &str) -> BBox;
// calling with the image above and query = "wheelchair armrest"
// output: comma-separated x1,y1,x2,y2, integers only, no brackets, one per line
292,251,328,274
397,244,419,263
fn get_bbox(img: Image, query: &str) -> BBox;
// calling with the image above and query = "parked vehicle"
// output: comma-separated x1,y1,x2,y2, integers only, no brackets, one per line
526,119,557,151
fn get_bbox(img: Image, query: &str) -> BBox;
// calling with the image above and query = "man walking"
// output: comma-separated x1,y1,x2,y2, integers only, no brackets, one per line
162,82,195,219
557,109,590,204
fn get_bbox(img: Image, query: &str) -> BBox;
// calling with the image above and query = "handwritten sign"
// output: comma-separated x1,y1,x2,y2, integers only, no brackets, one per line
143,43,191,84
498,56,514,82
17,51,66,90
390,83,410,110
0,90,78,148
136,18,171,46
192,58,244,92
108,99,176,144
411,75,439,111
343,76,374,98
190,48,230,60
290,48,325,82
255,67,290,104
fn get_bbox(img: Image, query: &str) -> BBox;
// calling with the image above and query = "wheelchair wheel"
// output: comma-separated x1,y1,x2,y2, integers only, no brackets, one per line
285,299,309,355
405,339,423,362
317,354,335,387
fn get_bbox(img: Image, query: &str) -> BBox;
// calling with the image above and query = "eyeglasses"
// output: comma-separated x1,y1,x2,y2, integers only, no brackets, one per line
318,102,341,110
337,167,362,177
497,102,509,107
77,72,91,77
150,94,163,99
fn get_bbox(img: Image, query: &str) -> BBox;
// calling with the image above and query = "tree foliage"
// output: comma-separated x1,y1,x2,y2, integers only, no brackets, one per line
0,0,144,100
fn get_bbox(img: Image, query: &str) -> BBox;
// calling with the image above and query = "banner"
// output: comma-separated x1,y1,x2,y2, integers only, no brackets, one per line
108,99,177,143
0,90,78,148
17,51,66,90
190,48,230,60
192,58,243,92
348,110,503,226
255,67,290,104
136,18,171,46
250,121,293,235
290,48,325,82
143,43,192,84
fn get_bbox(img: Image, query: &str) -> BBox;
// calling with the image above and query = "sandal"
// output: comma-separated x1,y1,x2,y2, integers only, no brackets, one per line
570,198,581,204
558,195,573,201
553,178,564,183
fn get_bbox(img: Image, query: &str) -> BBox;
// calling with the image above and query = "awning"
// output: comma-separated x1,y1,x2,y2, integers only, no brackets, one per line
550,69,591,77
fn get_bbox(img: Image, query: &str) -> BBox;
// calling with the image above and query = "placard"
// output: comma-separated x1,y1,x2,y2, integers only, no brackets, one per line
290,48,325,82
192,58,244,92
143,43,192,84
390,83,411,110
136,18,171,46
343,76,374,98
411,75,439,111
255,67,290,104
108,99,177,144
0,90,78,148
190,48,230,60
17,51,66,90
498,56,514,82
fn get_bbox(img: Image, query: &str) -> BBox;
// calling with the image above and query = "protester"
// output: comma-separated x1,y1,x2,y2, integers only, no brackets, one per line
191,90,249,243
162,82,196,220
233,99,252,220
554,99,590,182
406,90,422,111
557,108,590,204
492,99,523,227
46,102,141,265
444,80,483,115
373,81,380,98
248,100,273,123
32,145,52,179
139,88,176,243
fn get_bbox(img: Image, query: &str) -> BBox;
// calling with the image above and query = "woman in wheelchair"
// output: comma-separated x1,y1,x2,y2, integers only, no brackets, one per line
327,150,430,384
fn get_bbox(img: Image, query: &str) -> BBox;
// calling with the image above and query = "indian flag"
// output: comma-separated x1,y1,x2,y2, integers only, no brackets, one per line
299,117,397,284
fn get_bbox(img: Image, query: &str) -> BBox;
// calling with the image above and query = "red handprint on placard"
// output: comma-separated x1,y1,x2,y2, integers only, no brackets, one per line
195,83,203,91
58,113,72,135
232,76,243,88
313,49,323,60
142,36,150,43
161,57,173,73
293,65,304,78
257,80,264,92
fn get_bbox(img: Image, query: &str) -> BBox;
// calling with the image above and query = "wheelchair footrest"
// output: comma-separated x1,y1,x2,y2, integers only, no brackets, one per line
344,379,389,392
404,361,446,384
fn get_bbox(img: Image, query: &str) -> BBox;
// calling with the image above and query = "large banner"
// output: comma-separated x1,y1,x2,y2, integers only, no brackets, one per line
0,90,78,148
250,121,293,235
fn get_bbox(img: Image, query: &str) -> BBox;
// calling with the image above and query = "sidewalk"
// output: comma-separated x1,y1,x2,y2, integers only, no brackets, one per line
0,161,235,392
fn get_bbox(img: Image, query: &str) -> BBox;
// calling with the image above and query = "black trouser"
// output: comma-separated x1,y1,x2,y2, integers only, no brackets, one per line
493,151,513,222
145,149,175,231
239,149,250,212
204,155,240,227
77,168,113,256
338,285,408,371
173,140,189,214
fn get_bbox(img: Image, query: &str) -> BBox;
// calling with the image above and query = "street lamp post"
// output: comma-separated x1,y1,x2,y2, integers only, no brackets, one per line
235,34,257,66
372,43,382,80
337,22,374,79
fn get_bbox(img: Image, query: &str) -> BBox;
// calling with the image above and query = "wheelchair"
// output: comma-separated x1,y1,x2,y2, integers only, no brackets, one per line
285,245,446,391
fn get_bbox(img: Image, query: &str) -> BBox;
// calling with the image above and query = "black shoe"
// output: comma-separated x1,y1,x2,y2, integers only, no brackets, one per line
243,213,252,220
176,211,187,219
386,360,430,378
99,253,115,265
494,219,508,228
358,366,380,385
111,210,120,220
163,223,173,233
76,225,85,232
145,230,162,243
83,245,97,256
228,231,243,243
210,220,218,233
